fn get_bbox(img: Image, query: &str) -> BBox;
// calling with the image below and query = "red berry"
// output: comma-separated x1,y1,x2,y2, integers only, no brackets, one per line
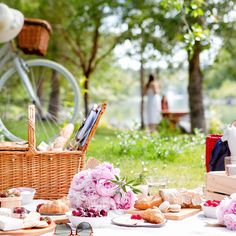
100,209,107,217
72,210,82,216
131,214,142,220
40,216,51,224
13,207,27,214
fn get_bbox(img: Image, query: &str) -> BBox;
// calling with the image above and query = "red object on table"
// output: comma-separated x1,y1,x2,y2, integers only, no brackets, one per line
205,134,222,172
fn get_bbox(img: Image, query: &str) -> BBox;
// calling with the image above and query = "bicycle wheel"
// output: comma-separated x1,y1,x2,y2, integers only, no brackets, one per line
0,59,80,143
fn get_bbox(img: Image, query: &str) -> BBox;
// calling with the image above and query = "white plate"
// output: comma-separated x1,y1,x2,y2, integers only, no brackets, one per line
112,214,167,227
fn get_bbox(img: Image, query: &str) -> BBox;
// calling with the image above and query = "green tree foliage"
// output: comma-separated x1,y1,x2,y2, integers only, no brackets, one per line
157,0,236,132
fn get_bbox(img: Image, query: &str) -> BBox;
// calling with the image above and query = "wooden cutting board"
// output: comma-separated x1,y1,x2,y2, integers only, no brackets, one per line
163,208,201,220
126,208,201,220
0,222,55,236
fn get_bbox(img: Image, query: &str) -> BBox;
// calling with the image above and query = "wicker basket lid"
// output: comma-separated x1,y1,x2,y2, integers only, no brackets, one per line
24,18,52,33
0,141,28,151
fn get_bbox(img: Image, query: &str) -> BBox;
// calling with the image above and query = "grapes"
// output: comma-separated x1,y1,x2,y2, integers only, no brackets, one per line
72,207,108,217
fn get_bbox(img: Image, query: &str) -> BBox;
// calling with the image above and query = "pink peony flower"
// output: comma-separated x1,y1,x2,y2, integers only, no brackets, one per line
83,179,99,200
228,199,236,215
216,197,233,224
114,189,136,210
91,162,120,180
224,214,236,231
68,162,135,210
95,179,117,197
70,170,90,191
68,189,84,208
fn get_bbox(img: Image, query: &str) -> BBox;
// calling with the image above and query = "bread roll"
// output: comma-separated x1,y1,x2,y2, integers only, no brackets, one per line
38,199,69,214
50,124,74,151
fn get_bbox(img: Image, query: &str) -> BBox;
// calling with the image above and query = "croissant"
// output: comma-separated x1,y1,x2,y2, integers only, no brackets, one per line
134,195,162,210
38,199,69,214
139,207,165,224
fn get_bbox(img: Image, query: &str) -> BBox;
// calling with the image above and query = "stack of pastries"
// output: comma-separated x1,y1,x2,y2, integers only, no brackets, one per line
132,188,203,224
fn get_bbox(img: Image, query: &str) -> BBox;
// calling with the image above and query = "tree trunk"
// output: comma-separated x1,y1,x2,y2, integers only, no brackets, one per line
140,59,145,129
48,70,60,121
84,77,89,116
188,42,206,133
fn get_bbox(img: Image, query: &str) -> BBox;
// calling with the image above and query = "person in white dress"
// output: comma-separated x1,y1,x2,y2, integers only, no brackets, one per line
145,74,162,132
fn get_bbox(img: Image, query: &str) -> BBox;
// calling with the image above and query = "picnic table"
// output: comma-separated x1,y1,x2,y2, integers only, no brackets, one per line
23,200,234,236
161,110,189,127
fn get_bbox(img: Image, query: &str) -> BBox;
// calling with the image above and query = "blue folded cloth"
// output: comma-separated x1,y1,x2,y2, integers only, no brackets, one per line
209,139,230,171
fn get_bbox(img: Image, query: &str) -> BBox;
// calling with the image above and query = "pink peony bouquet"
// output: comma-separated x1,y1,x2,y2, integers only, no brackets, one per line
216,193,236,231
68,163,136,211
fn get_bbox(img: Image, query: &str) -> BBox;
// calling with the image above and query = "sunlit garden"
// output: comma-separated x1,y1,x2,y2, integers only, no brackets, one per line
0,0,236,235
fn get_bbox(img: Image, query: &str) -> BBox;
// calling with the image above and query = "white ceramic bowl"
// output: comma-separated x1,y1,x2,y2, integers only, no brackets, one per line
202,205,217,219
18,187,36,205
66,211,110,228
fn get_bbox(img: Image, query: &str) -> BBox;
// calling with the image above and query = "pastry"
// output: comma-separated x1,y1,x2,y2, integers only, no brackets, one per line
139,207,165,224
134,195,162,210
37,198,70,214
159,189,182,205
159,188,203,208
159,201,170,213
169,204,181,212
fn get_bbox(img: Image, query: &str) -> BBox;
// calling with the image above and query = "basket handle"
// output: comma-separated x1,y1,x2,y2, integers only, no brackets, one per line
28,105,37,153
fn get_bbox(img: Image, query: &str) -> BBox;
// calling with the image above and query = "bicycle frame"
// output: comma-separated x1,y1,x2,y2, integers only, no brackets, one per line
0,42,41,107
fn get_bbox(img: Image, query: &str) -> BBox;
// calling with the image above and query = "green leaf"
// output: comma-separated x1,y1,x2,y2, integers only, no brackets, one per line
122,185,127,193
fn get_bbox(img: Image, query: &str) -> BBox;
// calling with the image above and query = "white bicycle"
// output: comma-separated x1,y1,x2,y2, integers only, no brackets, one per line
0,4,80,143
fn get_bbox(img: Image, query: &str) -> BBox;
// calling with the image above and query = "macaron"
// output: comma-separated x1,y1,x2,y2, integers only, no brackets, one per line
159,201,170,213
169,204,181,212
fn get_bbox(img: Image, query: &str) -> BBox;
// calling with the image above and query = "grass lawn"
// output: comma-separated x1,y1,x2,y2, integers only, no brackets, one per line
87,127,206,189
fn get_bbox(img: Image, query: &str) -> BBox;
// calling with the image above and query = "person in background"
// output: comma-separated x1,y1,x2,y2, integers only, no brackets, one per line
145,74,162,133
161,95,169,112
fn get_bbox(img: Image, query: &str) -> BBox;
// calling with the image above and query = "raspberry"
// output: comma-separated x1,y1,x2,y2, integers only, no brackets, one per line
131,214,142,220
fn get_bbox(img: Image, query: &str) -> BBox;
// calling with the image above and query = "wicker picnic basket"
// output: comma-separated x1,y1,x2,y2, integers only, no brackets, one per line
0,104,106,200
17,18,52,56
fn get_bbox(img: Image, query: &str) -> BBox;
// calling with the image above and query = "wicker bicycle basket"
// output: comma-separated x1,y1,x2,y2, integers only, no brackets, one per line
17,18,52,56
0,104,106,200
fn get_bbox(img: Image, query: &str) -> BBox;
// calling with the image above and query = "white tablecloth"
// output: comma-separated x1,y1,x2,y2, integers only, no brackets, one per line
25,200,235,236
92,213,235,236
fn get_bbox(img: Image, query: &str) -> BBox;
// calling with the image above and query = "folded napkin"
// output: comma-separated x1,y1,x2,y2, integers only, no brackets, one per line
0,208,12,217
0,215,23,231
